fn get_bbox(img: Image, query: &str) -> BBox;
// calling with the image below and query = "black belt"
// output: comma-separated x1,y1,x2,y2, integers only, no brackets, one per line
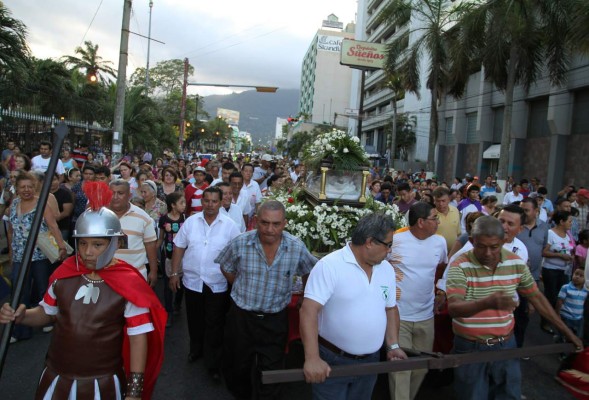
318,336,371,360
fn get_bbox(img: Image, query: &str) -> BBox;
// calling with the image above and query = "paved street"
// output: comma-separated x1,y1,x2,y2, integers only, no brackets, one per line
0,277,576,400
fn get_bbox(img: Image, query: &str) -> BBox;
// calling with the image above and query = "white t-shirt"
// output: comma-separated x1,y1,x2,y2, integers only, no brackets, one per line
31,155,65,175
387,230,447,322
543,229,575,271
173,212,240,293
460,203,480,234
304,243,397,355
503,192,524,205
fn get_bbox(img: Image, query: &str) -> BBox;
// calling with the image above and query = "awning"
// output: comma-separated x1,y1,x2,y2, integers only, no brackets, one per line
483,144,501,159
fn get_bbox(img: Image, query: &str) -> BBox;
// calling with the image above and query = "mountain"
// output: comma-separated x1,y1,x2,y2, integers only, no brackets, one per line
202,88,300,143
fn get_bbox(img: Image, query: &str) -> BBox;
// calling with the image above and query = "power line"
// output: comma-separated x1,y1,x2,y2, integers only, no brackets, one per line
79,0,105,47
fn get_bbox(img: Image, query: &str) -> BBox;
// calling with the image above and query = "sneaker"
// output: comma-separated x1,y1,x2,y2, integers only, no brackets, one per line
42,326,54,333
9,336,17,344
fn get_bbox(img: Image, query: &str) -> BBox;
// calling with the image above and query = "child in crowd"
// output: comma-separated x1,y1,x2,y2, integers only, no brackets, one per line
575,230,589,269
556,267,588,344
156,191,186,327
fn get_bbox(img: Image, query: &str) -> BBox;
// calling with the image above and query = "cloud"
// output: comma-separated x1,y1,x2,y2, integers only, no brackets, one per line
5,0,357,95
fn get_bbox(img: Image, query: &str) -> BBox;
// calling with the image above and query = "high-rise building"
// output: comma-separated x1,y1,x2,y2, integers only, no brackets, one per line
348,0,430,163
299,14,355,125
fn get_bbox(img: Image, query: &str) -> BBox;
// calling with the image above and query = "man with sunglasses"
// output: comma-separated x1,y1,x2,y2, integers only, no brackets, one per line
300,212,406,400
387,202,448,400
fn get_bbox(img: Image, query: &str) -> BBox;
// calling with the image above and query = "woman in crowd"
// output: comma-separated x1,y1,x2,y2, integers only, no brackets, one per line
14,154,32,172
7,172,67,342
61,149,76,171
370,179,382,198
141,181,167,226
157,167,183,202
481,195,498,216
62,168,81,191
118,161,138,196
541,210,575,333
136,171,148,192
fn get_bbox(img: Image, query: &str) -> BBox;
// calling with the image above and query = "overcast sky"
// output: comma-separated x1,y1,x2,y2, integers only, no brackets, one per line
6,0,358,96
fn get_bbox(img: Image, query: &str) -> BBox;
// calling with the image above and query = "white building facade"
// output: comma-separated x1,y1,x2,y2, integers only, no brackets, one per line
299,15,355,125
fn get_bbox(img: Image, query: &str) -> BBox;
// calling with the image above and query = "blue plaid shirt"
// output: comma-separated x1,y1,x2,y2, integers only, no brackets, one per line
215,230,317,313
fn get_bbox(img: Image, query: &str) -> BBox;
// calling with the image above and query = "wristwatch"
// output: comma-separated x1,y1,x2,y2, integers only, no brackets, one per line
385,343,400,351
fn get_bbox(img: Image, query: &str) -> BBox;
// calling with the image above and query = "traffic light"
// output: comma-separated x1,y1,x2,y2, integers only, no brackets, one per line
86,66,98,83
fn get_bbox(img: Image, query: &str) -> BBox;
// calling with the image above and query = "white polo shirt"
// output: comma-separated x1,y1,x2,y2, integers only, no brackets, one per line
388,229,447,322
304,243,397,355
115,204,157,278
174,212,240,293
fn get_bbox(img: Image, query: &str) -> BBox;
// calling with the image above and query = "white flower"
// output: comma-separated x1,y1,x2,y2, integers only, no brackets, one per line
343,148,349,153
352,136,360,143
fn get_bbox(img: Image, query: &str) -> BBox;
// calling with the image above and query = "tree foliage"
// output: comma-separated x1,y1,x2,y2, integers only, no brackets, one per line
448,0,575,179
130,59,194,96
377,0,472,171
62,40,116,83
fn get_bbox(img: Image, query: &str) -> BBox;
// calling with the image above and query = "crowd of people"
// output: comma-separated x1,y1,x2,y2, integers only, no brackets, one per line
0,138,587,400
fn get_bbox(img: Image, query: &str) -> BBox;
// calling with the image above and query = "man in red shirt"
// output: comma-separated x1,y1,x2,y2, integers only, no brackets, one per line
185,166,209,216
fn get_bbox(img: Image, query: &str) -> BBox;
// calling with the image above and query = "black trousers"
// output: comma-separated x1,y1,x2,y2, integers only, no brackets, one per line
513,296,529,347
184,285,228,369
223,301,288,400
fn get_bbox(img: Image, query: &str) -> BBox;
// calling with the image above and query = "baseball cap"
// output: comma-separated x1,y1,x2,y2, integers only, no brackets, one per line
261,154,273,162
193,166,206,174
578,188,589,199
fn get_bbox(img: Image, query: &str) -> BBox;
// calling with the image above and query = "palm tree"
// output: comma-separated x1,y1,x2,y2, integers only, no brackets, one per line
381,71,405,168
377,0,472,171
62,40,116,83
570,0,589,53
448,0,574,179
0,2,30,78
27,58,76,116
0,2,31,106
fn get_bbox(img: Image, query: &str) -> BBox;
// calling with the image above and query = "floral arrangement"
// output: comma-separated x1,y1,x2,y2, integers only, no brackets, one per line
303,129,369,172
269,188,407,254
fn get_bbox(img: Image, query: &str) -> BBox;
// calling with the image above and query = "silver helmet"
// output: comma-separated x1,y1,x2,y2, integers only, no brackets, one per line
73,207,125,269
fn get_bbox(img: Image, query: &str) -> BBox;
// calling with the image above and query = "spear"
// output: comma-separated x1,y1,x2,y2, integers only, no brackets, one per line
0,123,68,377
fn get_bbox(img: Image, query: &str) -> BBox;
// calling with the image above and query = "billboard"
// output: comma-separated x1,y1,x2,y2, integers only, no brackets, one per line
340,39,386,70
217,108,240,125
317,35,343,53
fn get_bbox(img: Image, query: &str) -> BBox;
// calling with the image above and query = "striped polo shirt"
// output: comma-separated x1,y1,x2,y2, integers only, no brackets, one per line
115,204,157,276
446,248,539,341
558,282,588,320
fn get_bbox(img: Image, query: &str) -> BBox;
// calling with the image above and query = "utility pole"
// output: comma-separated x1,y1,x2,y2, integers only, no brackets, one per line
111,0,132,166
178,57,189,155
145,0,154,88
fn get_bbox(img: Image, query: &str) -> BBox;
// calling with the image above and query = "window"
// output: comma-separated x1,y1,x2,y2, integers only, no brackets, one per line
466,112,479,144
445,117,455,145
572,88,589,135
527,98,550,138
492,107,504,143
365,132,374,146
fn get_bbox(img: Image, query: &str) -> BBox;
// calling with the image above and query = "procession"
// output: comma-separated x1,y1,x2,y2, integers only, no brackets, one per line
1,0,589,399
